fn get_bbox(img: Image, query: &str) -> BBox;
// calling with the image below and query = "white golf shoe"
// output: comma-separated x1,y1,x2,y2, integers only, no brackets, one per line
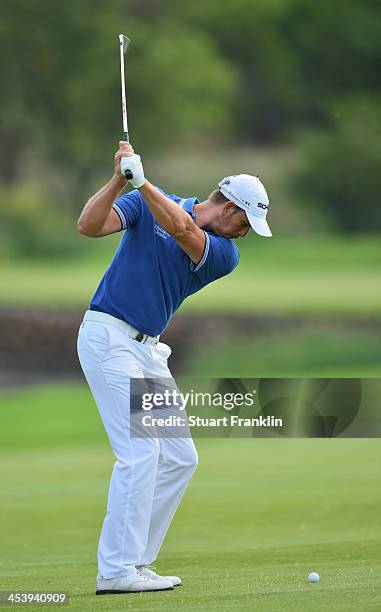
136,565,183,587
96,569,174,594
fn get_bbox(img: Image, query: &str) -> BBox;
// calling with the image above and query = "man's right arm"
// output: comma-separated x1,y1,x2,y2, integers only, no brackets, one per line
77,174,126,237
77,141,133,237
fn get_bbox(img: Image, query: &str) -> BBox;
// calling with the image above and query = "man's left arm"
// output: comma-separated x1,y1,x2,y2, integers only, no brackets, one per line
139,181,206,264
119,142,205,264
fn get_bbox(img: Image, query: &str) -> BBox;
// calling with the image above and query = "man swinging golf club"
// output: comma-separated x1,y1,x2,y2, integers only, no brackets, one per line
76,35,272,596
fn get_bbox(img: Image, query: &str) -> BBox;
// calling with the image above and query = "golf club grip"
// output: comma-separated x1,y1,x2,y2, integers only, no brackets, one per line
121,133,133,179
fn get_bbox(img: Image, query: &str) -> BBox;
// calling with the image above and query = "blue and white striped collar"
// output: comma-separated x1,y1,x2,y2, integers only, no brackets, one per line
179,197,199,220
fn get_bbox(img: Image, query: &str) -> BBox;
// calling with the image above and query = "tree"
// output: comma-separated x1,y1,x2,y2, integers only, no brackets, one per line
292,96,381,231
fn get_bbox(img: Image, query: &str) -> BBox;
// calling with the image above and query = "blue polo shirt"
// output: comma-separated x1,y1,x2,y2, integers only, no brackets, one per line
89,189,240,335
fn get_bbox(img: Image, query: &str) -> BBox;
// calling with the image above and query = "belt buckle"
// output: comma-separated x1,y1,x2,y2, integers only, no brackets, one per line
135,332,145,342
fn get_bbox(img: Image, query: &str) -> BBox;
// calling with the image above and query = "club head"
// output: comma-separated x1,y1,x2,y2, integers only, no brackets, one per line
119,34,131,54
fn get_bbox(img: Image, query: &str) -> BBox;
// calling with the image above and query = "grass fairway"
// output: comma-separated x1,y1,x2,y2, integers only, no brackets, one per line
0,235,380,316
185,327,381,377
0,384,380,610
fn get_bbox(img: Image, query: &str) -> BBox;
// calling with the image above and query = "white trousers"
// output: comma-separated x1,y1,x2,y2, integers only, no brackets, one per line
77,315,198,579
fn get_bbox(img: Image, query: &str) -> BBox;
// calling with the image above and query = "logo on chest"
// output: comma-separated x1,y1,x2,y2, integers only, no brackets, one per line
154,225,170,240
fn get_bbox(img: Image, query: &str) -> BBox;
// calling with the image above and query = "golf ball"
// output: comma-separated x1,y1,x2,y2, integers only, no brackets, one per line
308,572,320,583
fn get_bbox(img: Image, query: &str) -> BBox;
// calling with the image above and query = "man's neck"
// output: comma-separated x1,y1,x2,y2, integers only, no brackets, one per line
193,201,216,231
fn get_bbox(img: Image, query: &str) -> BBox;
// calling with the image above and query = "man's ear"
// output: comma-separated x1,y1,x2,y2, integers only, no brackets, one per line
222,200,236,216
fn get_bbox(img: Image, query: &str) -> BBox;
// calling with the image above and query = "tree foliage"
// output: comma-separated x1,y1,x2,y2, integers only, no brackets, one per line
293,96,381,231
0,0,380,255
0,0,236,182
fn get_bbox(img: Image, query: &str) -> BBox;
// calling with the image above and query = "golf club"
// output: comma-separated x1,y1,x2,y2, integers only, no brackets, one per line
119,33,133,180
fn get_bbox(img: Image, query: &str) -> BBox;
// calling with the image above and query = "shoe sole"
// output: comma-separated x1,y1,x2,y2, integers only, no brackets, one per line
96,587,174,595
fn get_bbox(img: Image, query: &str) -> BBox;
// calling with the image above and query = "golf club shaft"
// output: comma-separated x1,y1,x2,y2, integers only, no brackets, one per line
119,34,133,179
119,35,129,142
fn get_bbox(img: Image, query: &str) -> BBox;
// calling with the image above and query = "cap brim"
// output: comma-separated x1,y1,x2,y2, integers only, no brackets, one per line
246,213,272,237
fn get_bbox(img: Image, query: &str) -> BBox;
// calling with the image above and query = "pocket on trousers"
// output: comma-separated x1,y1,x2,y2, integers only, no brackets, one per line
78,322,111,362
157,342,172,360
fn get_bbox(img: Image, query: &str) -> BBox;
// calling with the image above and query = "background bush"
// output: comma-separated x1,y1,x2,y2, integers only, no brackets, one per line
0,0,380,258
292,97,381,231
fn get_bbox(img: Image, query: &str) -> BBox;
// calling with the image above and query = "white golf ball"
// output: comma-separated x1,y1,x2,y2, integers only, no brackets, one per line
308,572,320,583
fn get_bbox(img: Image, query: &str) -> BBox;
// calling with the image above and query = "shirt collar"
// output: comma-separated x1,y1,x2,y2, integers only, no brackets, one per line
181,197,199,220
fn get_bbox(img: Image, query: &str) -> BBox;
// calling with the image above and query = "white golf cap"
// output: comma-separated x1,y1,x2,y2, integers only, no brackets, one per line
218,174,272,237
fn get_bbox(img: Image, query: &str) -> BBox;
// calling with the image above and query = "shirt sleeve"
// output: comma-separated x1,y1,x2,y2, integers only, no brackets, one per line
112,189,143,230
190,233,240,284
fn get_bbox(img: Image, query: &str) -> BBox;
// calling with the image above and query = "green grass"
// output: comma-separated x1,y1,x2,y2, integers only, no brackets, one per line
0,235,380,315
0,383,380,610
184,327,381,377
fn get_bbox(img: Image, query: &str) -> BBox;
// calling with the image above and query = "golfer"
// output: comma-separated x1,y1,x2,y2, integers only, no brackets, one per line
77,141,271,595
